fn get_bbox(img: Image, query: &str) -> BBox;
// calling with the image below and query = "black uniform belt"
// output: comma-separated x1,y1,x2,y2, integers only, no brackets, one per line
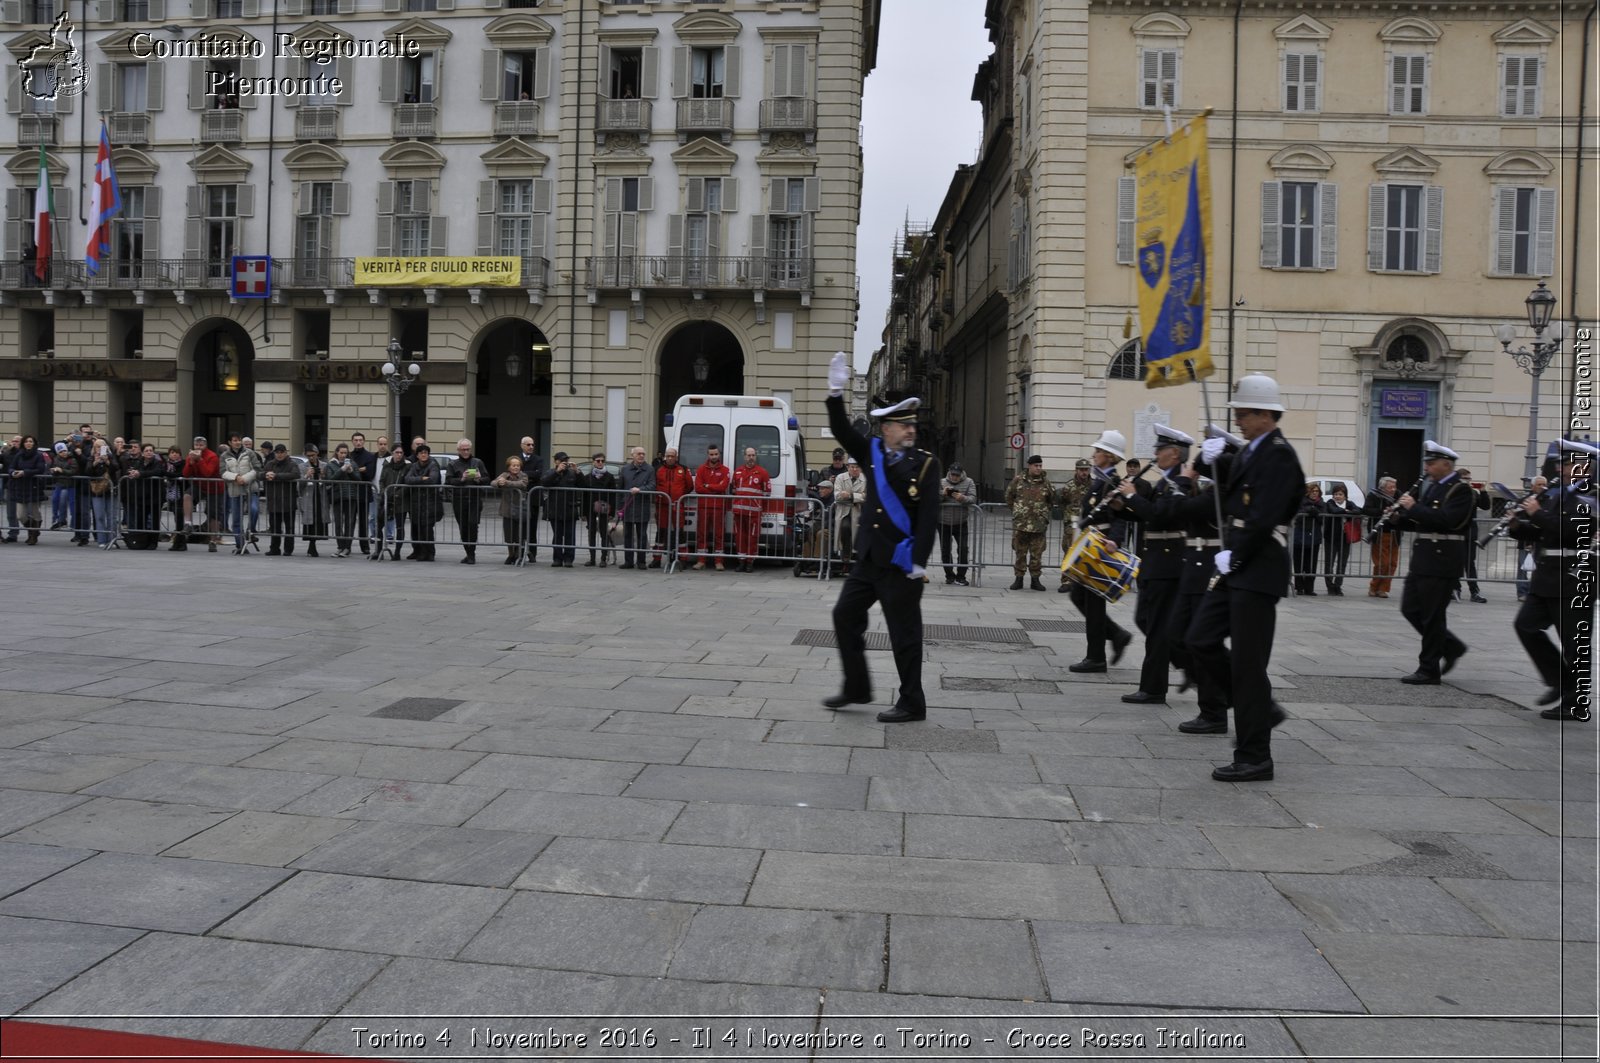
1187,537,1222,547
1143,531,1184,540
1416,532,1466,541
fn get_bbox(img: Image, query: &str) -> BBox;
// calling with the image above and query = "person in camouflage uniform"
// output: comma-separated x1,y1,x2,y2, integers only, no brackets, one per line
1057,458,1092,590
1005,455,1054,590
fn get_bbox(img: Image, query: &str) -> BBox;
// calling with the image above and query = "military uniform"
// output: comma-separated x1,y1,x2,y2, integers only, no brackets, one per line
1184,418,1303,773
1005,462,1054,584
1510,442,1596,721
1067,462,1134,670
1118,456,1189,702
826,394,941,720
1389,444,1473,683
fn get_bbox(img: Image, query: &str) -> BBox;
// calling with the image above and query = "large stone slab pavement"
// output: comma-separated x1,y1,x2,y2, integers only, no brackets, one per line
0,546,1593,1059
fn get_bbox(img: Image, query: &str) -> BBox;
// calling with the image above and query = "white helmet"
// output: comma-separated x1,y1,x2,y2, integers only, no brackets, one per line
1091,429,1127,460
1227,374,1285,413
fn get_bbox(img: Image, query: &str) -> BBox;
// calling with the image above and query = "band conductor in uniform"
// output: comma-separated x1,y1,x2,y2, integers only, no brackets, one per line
1117,425,1194,705
1390,440,1473,685
822,352,942,723
1183,374,1303,782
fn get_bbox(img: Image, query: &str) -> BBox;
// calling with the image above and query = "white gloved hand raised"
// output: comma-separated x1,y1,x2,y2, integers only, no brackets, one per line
1200,437,1227,464
827,351,851,395
1214,549,1232,575
908,564,927,581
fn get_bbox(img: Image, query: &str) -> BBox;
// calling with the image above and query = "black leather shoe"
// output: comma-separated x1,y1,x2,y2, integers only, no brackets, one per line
1212,760,1274,782
1537,686,1562,706
1030,577,1047,591
1178,716,1227,734
1121,690,1166,705
1442,644,1466,675
1400,671,1441,685
1057,583,1072,593
823,692,871,709
1540,706,1591,722
1008,576,1024,590
1110,629,1132,666
1068,658,1107,674
876,707,926,724
1471,594,1487,604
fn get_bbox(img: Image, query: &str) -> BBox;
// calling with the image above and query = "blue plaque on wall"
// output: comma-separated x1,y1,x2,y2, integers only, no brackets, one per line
1380,389,1428,418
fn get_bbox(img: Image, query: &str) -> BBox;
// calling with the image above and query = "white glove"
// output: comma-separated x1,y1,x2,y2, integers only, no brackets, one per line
1214,549,1232,575
827,351,851,395
908,564,927,581
1200,437,1227,464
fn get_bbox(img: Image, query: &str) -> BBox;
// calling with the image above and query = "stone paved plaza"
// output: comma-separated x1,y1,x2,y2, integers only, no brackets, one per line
0,541,1595,1061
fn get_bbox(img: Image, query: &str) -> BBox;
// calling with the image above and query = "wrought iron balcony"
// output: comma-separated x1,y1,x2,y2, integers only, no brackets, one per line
200,109,244,143
392,103,436,139
586,255,813,292
295,107,338,141
17,115,55,146
675,97,733,144
758,97,816,145
595,97,651,144
108,112,150,145
0,256,556,295
0,257,182,291
493,100,542,137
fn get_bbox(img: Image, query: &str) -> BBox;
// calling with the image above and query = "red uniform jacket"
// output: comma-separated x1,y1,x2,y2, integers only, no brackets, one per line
694,461,731,500
655,462,694,524
731,463,771,513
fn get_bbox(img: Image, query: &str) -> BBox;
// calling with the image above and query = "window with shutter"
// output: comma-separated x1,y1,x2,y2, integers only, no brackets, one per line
1283,52,1320,113
1389,54,1426,114
1501,55,1540,117
1116,175,1135,265
1279,181,1318,268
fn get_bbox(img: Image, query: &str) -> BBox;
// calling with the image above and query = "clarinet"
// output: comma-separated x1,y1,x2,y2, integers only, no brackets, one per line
1477,485,1547,548
1371,476,1426,537
1076,464,1155,533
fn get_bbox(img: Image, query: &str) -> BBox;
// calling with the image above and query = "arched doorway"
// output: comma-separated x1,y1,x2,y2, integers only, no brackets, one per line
190,321,254,444
474,319,553,465
657,321,745,432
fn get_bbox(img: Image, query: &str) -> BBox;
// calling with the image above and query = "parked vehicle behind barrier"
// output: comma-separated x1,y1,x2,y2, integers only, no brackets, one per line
664,394,808,553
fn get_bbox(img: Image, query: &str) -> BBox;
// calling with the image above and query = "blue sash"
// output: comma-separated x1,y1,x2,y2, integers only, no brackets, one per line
871,439,916,574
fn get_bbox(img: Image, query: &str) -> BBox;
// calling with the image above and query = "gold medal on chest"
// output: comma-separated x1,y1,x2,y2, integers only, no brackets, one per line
908,484,919,498
1244,491,1251,505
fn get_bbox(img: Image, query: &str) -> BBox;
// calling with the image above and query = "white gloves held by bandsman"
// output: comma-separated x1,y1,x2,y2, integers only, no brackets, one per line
908,564,927,581
828,351,851,395
1214,549,1233,575
1200,436,1227,465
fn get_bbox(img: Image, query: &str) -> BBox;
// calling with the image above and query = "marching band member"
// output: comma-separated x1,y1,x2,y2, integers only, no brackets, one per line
1066,429,1135,673
1509,439,1597,722
822,353,942,724
1389,441,1473,685
1183,375,1302,782
1116,425,1192,705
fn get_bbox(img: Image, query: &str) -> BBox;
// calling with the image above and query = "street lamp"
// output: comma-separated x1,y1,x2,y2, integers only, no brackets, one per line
380,338,421,448
1495,281,1566,485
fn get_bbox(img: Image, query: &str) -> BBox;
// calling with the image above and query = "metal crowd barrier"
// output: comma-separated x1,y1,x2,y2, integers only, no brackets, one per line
667,492,826,577
530,485,671,570
372,482,540,564
1287,512,1525,592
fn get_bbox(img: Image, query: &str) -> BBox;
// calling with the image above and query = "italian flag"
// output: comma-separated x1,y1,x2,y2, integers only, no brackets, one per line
32,145,50,282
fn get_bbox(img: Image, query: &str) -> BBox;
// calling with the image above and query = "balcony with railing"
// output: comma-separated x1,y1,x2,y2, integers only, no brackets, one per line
758,97,816,145
493,100,542,137
295,107,338,141
17,115,55,146
108,112,150,145
675,97,733,144
595,97,651,144
0,257,184,291
392,103,437,139
0,255,556,295
200,109,244,143
586,255,812,292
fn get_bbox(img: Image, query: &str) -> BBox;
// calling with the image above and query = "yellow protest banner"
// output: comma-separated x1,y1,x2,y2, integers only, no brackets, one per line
354,257,521,287
1132,113,1214,388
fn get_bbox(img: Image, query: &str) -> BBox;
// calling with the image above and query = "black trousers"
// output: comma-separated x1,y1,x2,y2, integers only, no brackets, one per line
938,523,969,581
832,559,927,711
1170,588,1228,720
411,517,437,560
1186,582,1278,765
453,503,481,559
332,499,359,551
1323,539,1351,591
551,517,577,563
623,521,649,567
268,511,295,554
1400,573,1466,678
1133,576,1179,697
1515,591,1585,707
1069,583,1131,662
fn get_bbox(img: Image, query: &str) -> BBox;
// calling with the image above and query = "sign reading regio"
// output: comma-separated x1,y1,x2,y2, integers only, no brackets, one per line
355,257,521,287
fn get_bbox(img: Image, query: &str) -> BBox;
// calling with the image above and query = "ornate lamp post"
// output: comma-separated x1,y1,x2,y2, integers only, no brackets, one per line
1495,281,1565,485
380,338,421,448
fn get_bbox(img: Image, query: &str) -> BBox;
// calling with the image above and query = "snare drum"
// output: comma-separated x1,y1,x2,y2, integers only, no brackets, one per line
1061,529,1140,603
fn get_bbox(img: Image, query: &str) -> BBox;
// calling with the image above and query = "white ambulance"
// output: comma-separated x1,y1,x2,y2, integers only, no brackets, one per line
663,394,809,553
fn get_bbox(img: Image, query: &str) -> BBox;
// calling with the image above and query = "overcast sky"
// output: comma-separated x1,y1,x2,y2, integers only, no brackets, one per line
852,1,994,371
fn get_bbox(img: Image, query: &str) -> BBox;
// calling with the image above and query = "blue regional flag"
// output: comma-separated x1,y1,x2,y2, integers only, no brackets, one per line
1133,113,1214,388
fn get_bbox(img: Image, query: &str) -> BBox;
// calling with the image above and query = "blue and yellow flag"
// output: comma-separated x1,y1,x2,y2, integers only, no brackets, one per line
1133,113,1213,388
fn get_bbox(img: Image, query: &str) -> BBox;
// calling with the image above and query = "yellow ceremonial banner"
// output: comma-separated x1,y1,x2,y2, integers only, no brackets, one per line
354,257,521,287
1132,113,1214,388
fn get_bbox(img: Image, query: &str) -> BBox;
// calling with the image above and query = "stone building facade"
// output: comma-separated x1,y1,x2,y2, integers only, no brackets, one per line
880,0,1595,494
0,0,879,462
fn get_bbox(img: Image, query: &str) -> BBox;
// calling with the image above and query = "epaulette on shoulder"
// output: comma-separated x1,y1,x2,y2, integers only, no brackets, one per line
1272,436,1288,446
